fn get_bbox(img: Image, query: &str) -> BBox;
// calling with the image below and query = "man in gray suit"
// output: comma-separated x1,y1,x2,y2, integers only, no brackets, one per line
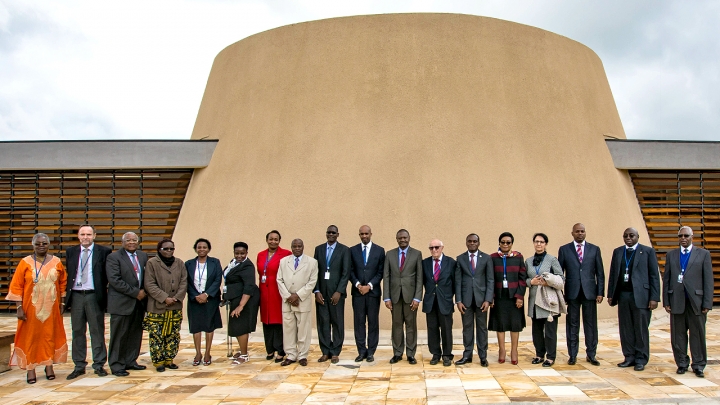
607,227,660,371
105,232,149,376
383,229,423,364
663,226,714,378
454,233,494,366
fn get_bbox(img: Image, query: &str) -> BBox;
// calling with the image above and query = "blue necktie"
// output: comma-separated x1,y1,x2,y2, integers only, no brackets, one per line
326,246,334,267
362,245,367,265
294,257,299,269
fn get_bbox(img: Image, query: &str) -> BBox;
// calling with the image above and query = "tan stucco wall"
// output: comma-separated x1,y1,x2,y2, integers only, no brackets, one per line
174,13,650,329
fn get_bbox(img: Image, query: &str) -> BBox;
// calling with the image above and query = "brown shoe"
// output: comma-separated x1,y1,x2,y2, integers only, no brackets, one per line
299,358,308,366
331,356,339,364
318,355,330,362
280,359,296,367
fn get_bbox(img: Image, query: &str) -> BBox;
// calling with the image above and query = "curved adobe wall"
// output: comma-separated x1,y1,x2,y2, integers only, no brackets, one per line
175,13,647,326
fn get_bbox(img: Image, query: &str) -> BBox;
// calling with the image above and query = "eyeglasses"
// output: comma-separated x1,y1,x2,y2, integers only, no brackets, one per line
34,242,49,246
623,234,636,238
499,241,512,245
160,247,175,251
429,246,442,250
678,234,692,238
326,231,337,235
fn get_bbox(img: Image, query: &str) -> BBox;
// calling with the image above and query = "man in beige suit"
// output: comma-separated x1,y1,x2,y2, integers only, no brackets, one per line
383,229,423,364
277,239,319,367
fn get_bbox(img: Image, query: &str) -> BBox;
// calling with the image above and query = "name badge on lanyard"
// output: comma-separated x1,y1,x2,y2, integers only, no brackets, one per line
325,271,330,280
678,274,684,284
502,279,508,288
261,275,267,283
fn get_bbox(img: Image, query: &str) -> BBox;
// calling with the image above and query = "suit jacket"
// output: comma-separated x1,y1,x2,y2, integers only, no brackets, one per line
383,247,423,304
663,246,713,315
185,257,223,300
558,241,605,300
607,244,660,309
223,259,258,302
313,242,351,297
106,248,149,316
455,250,494,307
277,254,319,313
422,255,456,315
349,242,385,298
65,243,112,310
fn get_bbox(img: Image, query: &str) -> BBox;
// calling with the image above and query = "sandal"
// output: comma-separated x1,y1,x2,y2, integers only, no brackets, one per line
531,357,543,364
203,356,212,366
274,355,284,363
27,370,37,384
266,353,275,360
542,359,555,367
193,355,202,366
45,366,55,380
232,354,249,365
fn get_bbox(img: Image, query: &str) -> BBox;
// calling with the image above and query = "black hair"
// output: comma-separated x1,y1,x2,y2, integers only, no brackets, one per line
234,241,249,250
498,232,514,244
466,233,479,240
193,238,212,250
157,238,174,251
266,230,281,241
396,228,410,236
532,233,549,243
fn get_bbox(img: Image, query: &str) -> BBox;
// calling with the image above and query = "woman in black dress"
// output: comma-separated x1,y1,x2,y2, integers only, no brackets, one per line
185,238,223,366
224,242,260,365
488,232,527,365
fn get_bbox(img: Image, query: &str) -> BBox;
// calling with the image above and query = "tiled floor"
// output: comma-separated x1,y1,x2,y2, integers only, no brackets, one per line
1,311,720,404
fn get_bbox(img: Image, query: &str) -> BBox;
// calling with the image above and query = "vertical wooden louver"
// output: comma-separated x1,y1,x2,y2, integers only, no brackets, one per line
630,171,720,303
0,170,193,311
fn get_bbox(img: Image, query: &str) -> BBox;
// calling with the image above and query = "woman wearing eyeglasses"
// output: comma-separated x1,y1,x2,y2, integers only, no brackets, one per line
525,233,565,367
143,239,188,372
488,232,527,365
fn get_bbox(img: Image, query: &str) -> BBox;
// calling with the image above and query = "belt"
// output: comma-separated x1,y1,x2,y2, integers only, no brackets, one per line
73,289,95,294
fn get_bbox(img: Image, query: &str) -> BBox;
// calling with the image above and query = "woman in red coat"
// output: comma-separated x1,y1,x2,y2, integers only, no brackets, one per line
256,230,292,362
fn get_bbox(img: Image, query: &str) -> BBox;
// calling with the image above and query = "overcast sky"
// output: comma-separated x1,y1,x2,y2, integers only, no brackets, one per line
1,0,718,141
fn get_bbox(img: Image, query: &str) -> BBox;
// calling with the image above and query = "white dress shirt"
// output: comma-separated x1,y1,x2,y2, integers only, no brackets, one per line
74,243,95,290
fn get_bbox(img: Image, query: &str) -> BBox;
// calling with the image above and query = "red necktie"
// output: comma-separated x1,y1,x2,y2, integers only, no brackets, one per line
576,244,583,263
400,251,406,272
433,259,440,282
470,253,476,274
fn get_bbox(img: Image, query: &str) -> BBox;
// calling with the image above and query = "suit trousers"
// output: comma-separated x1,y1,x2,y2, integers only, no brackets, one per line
670,297,707,371
316,296,345,357
566,296,598,358
391,294,418,357
262,323,286,356
283,310,312,361
461,300,488,360
108,300,145,373
352,294,380,357
531,314,559,360
70,291,107,371
426,304,454,358
617,291,651,365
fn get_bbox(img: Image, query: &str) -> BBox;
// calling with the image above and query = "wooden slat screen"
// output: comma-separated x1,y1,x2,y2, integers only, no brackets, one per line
0,170,193,311
630,171,720,304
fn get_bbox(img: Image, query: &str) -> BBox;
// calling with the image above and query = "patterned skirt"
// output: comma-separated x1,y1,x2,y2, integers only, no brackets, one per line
142,310,183,367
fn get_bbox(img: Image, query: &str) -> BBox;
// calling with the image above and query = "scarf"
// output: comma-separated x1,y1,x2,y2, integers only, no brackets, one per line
159,254,175,267
532,251,547,266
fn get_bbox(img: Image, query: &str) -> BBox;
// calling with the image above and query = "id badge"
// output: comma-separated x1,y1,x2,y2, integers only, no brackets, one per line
623,273,629,282
678,274,684,284
222,285,227,293
325,271,330,280
502,279,508,288
261,275,267,283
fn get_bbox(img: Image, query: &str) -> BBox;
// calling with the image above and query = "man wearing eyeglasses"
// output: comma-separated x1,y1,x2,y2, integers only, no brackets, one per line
422,239,457,367
606,228,660,372
663,226,713,378
313,225,351,364
383,229,423,364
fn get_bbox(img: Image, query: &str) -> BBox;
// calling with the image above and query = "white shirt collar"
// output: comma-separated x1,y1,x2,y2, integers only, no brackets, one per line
433,254,444,262
627,243,639,250
468,250,480,258
362,241,373,250
574,241,585,248
81,243,94,251
680,245,693,253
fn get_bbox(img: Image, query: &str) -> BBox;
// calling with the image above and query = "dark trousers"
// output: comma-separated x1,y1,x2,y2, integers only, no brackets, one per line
108,301,144,373
566,296,598,358
617,291,651,365
352,294,380,357
316,296,345,356
70,291,107,371
461,300,488,360
531,314,559,360
426,304,453,358
262,323,285,356
390,293,418,357
671,297,707,371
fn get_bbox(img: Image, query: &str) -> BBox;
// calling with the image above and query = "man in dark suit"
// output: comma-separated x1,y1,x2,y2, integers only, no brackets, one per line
663,226,714,378
105,232,149,376
557,223,605,366
607,227,660,371
65,225,112,380
454,233,494,367
313,225,351,364
349,225,385,362
383,229,423,364
422,239,456,367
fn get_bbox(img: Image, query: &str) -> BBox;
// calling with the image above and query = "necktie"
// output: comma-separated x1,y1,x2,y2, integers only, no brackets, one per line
132,253,140,281
294,257,299,269
627,248,634,253
362,245,367,265
326,245,334,266
433,259,440,282
576,244,583,263
470,253,476,274
80,248,90,284
684,248,689,255
400,251,406,271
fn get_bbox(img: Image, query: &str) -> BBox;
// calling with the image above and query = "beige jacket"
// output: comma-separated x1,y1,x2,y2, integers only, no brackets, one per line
144,256,188,314
277,254,318,313
535,273,567,320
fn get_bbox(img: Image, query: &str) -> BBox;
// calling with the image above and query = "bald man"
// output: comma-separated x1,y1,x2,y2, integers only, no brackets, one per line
422,239,457,367
607,228,660,371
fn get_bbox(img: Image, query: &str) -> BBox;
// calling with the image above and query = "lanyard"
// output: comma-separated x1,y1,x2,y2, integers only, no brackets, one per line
502,256,507,280
264,252,275,277
33,254,48,282
534,256,545,275
680,250,691,275
624,247,636,274
78,249,93,279
196,260,207,292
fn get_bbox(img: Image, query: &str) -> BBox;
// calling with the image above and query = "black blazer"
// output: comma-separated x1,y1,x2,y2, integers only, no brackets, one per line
455,250,494,307
106,248,149,316
349,243,385,298
65,244,112,310
421,255,456,315
223,259,258,302
185,257,223,300
663,247,714,315
607,244,660,308
313,242,351,297
558,242,605,300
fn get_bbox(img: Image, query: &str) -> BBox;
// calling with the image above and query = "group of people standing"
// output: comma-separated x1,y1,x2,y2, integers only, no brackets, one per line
6,222,714,385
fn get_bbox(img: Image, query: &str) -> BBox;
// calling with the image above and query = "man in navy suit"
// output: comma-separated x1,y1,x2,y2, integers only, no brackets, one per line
558,223,605,366
607,227,660,371
349,225,385,362
422,239,456,367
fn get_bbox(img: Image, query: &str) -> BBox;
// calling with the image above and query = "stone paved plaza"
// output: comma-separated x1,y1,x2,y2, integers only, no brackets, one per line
1,311,720,404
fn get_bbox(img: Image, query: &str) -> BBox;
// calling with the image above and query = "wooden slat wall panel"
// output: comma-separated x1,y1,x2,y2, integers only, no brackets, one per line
630,171,720,304
0,170,193,311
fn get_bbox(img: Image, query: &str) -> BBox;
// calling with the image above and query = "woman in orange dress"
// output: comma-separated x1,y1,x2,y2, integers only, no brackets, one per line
6,233,68,383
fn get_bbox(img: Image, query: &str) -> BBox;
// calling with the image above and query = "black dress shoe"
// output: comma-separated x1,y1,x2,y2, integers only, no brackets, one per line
542,359,555,367
156,366,165,372
355,355,366,362
66,369,85,380
567,357,577,365
634,364,645,371
126,364,147,370
586,356,600,366
366,355,374,363
167,363,178,369
455,357,472,365
112,370,129,377
94,368,108,377
408,357,417,365
442,357,452,367
677,367,688,374
480,359,489,367
695,369,705,378
389,355,402,364
531,357,543,364
429,355,440,365
617,360,636,367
